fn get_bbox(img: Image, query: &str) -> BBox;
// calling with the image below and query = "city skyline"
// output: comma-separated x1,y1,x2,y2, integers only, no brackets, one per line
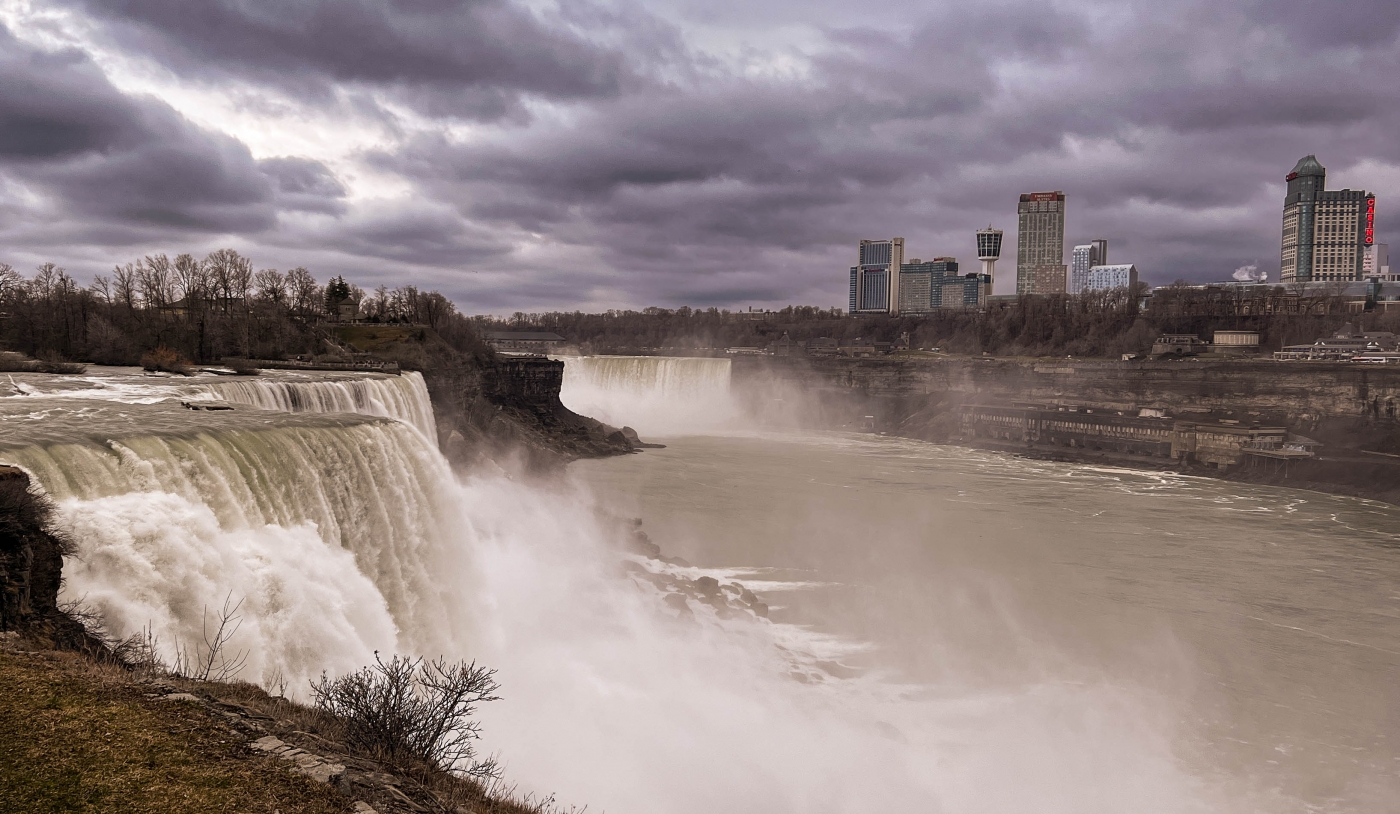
0,1,1397,312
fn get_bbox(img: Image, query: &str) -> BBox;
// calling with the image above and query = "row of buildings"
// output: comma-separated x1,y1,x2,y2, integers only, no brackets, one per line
847,238,995,314
848,195,1138,314
846,154,1387,314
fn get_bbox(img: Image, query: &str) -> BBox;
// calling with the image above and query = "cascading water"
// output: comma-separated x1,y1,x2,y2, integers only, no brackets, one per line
558,355,737,436
4,368,437,442
0,368,1242,813
192,372,437,440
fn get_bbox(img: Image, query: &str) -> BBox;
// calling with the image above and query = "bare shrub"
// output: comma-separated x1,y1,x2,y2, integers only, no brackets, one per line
224,357,260,375
140,345,192,375
310,653,501,777
171,593,249,682
112,622,166,677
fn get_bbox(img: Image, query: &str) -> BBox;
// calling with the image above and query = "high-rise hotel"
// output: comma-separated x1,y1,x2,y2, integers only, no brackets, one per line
1281,155,1376,283
1017,191,1067,294
849,238,905,313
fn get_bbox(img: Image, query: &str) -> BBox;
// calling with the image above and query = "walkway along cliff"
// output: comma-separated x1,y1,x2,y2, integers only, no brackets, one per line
731,355,1400,504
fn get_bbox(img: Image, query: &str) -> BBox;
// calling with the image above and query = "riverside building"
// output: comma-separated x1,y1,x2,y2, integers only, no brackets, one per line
1281,155,1376,283
1017,192,1067,295
897,258,992,312
1363,243,1391,280
1070,239,1108,293
849,238,906,314
1084,263,1138,292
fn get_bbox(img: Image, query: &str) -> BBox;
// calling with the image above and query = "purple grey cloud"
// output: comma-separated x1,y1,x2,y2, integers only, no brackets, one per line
0,0,1397,309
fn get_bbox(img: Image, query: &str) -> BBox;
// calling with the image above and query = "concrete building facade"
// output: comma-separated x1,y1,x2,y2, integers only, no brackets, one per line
1281,155,1376,283
897,258,958,313
1085,263,1138,292
1017,191,1067,295
1364,242,1391,280
1069,240,1107,293
851,238,906,314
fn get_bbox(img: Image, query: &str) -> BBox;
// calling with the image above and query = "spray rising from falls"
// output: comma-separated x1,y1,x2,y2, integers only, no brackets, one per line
0,368,1237,813
558,356,737,436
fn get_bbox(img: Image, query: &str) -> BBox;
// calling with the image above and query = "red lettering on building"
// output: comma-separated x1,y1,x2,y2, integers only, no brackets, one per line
1367,197,1376,245
1286,172,1299,181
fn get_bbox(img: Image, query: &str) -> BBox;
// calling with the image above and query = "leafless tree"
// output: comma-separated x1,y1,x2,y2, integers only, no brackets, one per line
253,268,287,304
310,653,501,778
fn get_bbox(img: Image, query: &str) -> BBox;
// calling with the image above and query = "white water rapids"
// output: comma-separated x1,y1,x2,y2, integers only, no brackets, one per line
2,359,1388,812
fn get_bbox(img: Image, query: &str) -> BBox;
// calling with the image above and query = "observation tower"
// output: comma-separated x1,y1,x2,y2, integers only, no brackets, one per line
976,226,1003,287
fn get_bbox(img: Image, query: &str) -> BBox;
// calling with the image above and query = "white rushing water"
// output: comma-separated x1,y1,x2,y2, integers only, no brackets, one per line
5,360,1392,812
4,367,437,441
558,355,737,436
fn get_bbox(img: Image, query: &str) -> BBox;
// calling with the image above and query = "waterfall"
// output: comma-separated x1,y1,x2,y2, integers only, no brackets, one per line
558,356,736,436
3,368,438,443
0,366,1226,813
192,372,437,440
7,419,464,687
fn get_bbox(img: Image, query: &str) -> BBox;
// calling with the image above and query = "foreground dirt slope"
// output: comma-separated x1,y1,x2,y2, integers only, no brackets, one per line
0,646,350,814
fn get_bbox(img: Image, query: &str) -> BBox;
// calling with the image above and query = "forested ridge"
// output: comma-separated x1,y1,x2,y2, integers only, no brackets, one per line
0,250,486,367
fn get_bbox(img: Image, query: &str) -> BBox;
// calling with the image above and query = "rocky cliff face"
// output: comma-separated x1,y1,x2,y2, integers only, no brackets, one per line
732,355,1400,502
0,466,92,648
734,356,1400,433
422,355,633,471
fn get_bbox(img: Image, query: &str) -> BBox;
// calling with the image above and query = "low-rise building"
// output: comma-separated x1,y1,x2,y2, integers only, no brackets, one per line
959,404,1298,469
484,331,568,353
1152,334,1209,356
1274,322,1400,361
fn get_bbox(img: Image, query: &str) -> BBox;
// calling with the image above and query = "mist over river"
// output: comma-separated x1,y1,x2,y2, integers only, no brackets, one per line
2,360,1396,812
564,357,1400,812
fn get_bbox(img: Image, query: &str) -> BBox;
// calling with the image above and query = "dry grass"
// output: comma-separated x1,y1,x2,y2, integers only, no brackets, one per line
334,325,426,353
0,647,351,814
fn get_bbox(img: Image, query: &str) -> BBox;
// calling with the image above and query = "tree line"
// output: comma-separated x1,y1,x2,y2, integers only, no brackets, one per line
478,282,1398,358
0,250,486,366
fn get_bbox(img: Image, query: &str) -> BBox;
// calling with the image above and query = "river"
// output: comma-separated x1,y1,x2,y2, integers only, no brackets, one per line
2,359,1396,812
563,356,1400,813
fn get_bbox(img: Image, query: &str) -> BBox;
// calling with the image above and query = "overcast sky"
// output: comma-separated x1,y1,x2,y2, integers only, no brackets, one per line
1,0,1396,312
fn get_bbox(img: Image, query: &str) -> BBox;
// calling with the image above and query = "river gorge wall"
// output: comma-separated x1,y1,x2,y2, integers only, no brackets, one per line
732,356,1400,502
423,355,635,470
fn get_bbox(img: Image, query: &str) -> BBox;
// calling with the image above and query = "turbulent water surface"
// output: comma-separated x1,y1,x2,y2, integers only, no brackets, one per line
2,359,1396,813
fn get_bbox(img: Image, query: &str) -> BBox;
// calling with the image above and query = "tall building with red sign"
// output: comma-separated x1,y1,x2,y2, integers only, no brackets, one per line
1281,155,1376,283
1016,191,1066,295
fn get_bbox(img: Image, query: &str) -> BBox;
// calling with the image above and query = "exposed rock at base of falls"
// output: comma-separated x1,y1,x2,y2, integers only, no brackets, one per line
424,355,637,472
0,466,100,650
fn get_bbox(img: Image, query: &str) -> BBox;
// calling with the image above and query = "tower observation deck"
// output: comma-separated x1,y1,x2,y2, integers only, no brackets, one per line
976,226,1003,287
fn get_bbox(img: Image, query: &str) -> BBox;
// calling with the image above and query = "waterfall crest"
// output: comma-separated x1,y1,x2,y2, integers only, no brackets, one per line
558,356,736,435
4,368,437,442
194,372,437,440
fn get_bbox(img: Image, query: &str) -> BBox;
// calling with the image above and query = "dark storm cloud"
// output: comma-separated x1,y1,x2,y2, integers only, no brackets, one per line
4,0,1400,308
367,0,1400,304
66,0,635,120
0,25,348,244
